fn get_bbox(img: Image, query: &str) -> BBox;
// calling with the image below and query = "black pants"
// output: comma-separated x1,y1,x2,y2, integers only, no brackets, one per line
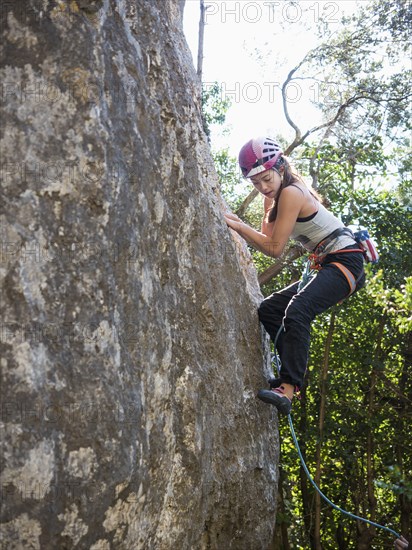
258,247,366,388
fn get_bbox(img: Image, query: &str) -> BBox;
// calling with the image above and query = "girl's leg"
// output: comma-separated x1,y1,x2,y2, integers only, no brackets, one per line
258,250,364,413
258,281,300,359
279,252,365,388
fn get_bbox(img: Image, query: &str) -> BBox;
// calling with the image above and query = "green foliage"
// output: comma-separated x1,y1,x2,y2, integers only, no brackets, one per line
212,148,246,211
348,190,412,287
375,466,412,500
367,272,412,334
201,81,232,139
302,136,389,195
392,139,412,207
293,0,410,164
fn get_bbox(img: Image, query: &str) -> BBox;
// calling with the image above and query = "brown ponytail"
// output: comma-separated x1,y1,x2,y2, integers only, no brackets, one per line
267,160,323,223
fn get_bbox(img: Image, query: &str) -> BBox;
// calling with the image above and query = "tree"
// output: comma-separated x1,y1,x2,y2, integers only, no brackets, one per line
233,0,411,288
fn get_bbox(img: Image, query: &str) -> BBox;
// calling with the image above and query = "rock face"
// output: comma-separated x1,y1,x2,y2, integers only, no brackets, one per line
0,1,279,548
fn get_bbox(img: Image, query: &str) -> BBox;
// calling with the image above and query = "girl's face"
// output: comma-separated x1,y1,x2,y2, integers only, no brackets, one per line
250,168,282,199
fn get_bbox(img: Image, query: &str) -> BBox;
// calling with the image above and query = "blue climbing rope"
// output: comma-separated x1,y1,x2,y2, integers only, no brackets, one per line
272,321,400,539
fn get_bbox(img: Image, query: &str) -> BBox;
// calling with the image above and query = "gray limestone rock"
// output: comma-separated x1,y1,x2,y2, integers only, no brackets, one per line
0,1,279,548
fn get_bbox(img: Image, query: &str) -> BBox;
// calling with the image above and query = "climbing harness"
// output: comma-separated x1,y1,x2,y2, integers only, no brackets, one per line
271,255,400,539
299,226,369,299
298,252,362,300
310,226,379,269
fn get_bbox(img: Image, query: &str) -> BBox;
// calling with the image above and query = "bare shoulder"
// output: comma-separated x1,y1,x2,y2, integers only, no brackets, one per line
284,182,316,203
280,183,317,218
281,184,305,200
287,182,306,193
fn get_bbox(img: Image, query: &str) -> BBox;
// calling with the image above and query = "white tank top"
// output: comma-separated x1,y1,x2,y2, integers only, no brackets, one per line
291,202,356,253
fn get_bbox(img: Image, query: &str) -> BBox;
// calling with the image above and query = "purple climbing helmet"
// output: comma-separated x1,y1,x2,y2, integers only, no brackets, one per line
238,137,283,178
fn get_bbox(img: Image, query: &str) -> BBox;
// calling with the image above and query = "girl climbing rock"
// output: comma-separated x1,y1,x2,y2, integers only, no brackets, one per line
224,137,366,416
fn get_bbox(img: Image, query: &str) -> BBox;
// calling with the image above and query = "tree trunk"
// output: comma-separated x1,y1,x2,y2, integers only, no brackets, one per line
297,373,316,548
356,318,385,549
396,330,412,540
197,0,206,81
313,306,337,549
336,521,348,550
273,468,292,550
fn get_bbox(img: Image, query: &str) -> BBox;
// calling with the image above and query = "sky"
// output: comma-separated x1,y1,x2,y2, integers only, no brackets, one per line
183,0,362,158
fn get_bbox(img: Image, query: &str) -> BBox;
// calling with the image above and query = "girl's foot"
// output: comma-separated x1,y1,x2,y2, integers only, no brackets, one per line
257,385,293,415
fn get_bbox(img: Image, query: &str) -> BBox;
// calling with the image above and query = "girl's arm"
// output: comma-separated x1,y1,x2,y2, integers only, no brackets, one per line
261,196,275,236
225,186,304,258
224,212,281,257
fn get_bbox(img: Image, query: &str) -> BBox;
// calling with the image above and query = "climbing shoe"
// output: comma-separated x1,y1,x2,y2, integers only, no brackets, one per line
257,386,292,416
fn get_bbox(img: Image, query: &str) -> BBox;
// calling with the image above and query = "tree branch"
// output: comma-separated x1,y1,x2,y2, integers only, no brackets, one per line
235,188,259,218
197,0,206,82
282,65,303,144
258,244,305,286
